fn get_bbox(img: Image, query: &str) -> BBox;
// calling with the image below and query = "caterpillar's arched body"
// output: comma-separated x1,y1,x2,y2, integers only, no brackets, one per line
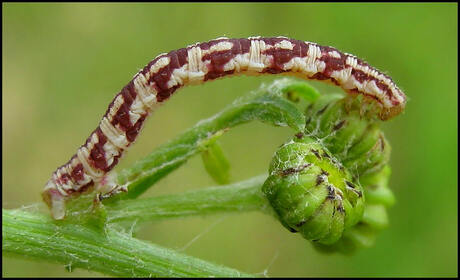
42,36,406,219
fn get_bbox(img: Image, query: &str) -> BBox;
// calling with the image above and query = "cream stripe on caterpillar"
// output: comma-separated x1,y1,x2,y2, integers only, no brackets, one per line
42,36,406,219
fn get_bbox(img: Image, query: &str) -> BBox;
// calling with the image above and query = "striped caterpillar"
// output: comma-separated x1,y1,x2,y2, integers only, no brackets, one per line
42,36,406,219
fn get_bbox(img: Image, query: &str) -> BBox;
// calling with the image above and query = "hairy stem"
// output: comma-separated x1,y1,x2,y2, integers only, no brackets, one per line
106,175,270,223
3,209,253,277
4,79,318,277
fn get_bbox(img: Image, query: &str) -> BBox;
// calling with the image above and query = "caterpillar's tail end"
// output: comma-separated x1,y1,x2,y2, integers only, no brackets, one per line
42,180,67,220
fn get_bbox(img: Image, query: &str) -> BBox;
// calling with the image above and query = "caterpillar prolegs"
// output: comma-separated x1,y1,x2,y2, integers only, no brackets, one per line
42,36,406,219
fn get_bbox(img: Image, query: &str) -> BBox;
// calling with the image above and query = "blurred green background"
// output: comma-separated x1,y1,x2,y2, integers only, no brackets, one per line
2,3,457,277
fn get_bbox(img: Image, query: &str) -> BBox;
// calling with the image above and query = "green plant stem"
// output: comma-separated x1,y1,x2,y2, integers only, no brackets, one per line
112,79,315,200
3,209,253,277
106,175,270,223
3,79,321,277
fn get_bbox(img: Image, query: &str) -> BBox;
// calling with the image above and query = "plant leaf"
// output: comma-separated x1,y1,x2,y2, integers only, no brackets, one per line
200,139,231,185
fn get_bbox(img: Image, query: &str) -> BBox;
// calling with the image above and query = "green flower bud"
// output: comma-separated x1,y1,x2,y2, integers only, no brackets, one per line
360,165,395,207
304,94,391,177
262,135,365,245
361,204,389,230
314,164,395,254
313,223,377,255
358,165,394,231
263,89,397,253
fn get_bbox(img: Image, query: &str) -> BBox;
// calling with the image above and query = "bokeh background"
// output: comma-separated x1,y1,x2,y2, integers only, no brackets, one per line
3,3,457,277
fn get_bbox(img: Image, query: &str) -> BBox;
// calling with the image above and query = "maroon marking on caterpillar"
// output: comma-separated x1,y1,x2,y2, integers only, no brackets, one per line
202,45,237,81
261,39,307,74
70,163,85,183
42,36,407,219
90,128,108,171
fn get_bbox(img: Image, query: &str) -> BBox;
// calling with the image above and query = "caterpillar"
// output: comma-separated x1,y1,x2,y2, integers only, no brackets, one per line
42,36,406,219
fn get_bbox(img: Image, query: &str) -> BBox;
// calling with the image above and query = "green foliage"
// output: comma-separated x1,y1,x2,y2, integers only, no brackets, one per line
292,93,395,254
4,4,457,277
3,78,399,276
112,78,309,201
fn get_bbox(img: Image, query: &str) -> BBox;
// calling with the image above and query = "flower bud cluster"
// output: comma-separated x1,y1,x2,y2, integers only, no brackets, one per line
263,93,395,253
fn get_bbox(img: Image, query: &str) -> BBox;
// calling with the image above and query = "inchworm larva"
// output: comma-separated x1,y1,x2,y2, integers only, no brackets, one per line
42,36,406,219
